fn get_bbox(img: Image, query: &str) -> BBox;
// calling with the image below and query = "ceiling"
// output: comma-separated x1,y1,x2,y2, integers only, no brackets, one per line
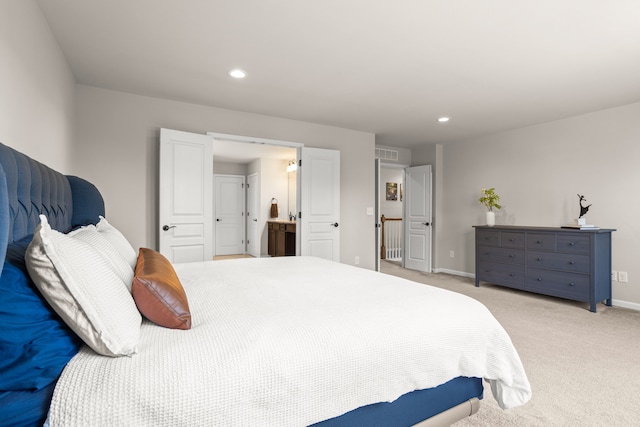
36,0,640,149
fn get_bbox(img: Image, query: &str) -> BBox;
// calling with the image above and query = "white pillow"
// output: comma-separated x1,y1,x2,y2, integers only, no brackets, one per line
26,215,141,357
96,216,137,269
69,225,134,290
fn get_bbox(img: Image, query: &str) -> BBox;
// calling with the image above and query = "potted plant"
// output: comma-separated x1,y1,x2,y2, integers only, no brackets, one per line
479,187,501,226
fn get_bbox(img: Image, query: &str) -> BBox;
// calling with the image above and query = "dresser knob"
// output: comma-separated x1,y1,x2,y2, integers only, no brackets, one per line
509,273,515,277
537,240,543,244
509,238,514,242
569,242,575,246
569,282,575,287
537,257,542,261
537,278,543,281
569,261,575,265
509,254,514,258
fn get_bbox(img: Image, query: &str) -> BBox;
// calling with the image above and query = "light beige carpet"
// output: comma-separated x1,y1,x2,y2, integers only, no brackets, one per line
380,261,640,426
213,254,254,261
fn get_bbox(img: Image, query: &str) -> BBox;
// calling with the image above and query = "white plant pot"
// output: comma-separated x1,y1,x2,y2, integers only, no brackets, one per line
486,211,496,226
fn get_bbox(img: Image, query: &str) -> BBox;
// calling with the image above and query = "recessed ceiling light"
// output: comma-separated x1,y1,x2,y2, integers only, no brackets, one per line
229,69,247,79
437,117,450,123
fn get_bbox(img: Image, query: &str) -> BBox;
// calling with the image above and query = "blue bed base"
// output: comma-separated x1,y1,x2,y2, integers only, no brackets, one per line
314,376,483,427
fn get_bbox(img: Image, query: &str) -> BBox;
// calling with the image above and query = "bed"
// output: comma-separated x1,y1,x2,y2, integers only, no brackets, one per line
0,142,531,426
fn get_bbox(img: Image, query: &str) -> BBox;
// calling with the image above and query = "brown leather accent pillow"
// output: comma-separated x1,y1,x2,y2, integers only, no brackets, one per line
132,248,192,330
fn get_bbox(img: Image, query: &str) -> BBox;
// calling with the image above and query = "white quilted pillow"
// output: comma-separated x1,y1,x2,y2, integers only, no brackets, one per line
26,215,141,357
69,225,134,290
96,216,137,269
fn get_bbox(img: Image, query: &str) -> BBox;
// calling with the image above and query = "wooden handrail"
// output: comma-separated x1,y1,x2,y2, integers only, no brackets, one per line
380,215,402,260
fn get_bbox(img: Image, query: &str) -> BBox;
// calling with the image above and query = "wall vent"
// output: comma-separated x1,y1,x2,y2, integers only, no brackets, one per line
375,148,399,161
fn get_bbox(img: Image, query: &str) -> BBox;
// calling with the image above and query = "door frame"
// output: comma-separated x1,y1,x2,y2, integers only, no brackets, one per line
246,172,260,257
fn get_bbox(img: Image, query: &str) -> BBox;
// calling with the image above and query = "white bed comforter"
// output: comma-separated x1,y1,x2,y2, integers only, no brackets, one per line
50,257,531,426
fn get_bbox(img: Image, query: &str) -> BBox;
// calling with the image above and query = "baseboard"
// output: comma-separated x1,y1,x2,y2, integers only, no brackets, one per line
432,270,640,312
612,299,640,311
433,268,475,279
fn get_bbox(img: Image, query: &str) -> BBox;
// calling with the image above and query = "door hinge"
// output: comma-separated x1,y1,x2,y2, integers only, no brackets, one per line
298,211,302,219
299,159,302,167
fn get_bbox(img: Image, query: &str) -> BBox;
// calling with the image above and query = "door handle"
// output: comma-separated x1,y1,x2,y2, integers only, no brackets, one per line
162,225,176,231
216,218,221,222
253,219,257,222
331,222,339,227
422,222,430,226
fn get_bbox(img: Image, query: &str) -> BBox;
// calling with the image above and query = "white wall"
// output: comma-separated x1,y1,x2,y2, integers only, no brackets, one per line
434,102,640,308
0,0,75,170
73,85,377,269
376,144,412,166
213,161,248,176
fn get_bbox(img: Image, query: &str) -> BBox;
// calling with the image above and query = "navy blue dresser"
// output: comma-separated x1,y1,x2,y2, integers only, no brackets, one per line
474,225,615,312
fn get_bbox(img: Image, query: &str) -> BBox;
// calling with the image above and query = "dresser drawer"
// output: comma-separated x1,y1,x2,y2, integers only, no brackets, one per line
527,233,556,251
527,251,590,273
477,230,500,247
500,232,525,249
557,234,590,254
526,268,589,301
478,246,524,264
477,261,525,289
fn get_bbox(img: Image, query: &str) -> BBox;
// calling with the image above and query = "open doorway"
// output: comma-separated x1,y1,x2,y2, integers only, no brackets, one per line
376,162,432,273
378,165,405,267
212,138,297,258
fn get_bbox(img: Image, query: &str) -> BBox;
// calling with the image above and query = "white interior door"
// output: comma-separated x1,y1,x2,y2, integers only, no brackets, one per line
159,128,213,263
246,173,259,257
214,175,245,256
299,147,340,261
404,165,432,272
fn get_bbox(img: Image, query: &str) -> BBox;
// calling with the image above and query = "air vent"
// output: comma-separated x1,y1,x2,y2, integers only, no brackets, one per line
375,148,399,161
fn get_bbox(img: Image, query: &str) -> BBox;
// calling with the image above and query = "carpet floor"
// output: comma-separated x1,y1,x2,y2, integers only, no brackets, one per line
380,261,640,426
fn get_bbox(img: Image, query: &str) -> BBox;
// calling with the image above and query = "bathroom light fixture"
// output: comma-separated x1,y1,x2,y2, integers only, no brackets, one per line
437,117,450,123
229,69,247,79
286,160,297,172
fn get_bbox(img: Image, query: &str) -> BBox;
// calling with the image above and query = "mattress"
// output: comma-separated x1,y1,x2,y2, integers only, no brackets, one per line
49,256,531,426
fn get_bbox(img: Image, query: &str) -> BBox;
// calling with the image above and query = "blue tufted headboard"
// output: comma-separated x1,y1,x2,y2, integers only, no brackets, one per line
0,142,106,426
0,143,105,272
